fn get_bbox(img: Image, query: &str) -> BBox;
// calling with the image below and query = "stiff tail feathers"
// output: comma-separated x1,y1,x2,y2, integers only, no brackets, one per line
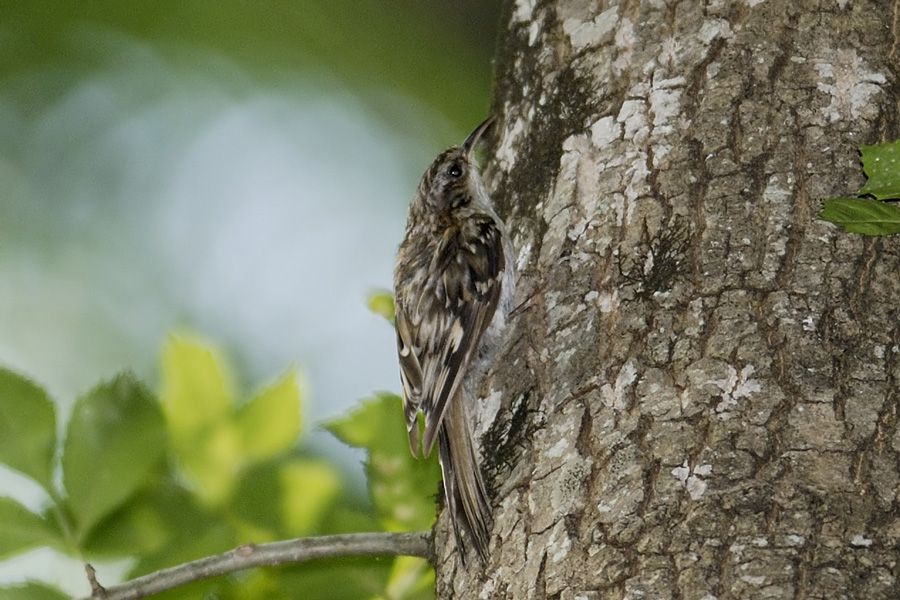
436,395,491,564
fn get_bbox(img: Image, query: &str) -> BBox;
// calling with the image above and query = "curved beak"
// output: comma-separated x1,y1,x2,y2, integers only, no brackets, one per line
462,115,496,159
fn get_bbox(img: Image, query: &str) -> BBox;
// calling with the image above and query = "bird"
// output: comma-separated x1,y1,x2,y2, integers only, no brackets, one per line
393,116,515,564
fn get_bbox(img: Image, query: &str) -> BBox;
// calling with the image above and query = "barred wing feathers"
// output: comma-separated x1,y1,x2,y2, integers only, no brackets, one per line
394,215,505,457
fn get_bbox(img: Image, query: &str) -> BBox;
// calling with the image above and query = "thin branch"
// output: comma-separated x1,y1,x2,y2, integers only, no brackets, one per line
78,531,432,600
84,564,105,597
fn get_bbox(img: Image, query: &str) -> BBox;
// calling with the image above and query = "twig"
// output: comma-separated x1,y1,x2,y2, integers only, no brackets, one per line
78,531,432,600
84,564,106,597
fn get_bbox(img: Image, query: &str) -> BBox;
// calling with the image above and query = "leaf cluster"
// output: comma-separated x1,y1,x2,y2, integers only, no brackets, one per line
821,140,900,236
0,330,437,599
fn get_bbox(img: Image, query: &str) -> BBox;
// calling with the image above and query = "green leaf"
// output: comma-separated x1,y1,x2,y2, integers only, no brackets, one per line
278,557,392,600
327,393,440,531
230,462,283,540
82,477,198,557
0,498,61,559
858,140,900,200
178,420,244,507
0,368,56,489
820,139,900,236
160,333,233,439
220,570,290,600
0,583,69,600
231,458,342,538
236,371,302,461
279,459,341,536
159,339,303,509
327,397,380,449
385,556,435,600
820,197,900,236
124,481,235,579
131,521,235,579
319,504,381,535
63,373,166,539
367,290,396,324
160,334,241,507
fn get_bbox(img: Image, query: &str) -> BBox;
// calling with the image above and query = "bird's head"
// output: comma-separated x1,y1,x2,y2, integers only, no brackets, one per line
417,116,495,213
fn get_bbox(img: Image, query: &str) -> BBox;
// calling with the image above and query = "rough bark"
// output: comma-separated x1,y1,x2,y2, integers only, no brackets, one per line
435,1,900,598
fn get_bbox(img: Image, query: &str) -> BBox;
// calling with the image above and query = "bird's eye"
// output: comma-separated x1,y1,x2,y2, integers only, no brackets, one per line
447,163,463,178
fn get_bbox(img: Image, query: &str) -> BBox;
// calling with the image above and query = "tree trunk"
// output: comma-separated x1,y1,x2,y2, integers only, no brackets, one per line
435,1,900,598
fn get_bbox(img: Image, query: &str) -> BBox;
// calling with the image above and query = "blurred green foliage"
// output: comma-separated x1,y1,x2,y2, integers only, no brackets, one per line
0,331,440,598
0,0,500,132
0,371,57,491
0,582,70,600
328,393,441,534
367,290,396,326
0,3,498,596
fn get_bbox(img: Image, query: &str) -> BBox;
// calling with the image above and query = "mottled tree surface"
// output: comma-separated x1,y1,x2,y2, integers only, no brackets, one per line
434,1,900,598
